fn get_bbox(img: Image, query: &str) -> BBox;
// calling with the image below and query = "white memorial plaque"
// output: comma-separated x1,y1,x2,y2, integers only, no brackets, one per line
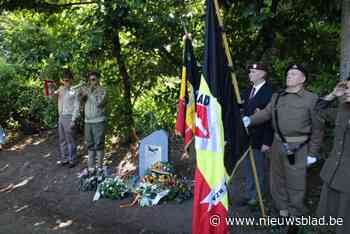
139,130,168,176
144,145,162,174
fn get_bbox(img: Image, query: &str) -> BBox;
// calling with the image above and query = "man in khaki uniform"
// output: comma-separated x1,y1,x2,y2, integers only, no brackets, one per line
316,80,350,234
243,64,324,221
80,71,107,171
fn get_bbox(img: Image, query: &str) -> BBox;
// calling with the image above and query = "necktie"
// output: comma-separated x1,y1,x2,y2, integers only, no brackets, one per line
249,87,256,99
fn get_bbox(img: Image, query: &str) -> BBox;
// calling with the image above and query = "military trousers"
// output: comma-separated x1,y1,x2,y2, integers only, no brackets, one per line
85,121,106,169
317,183,350,234
58,115,77,163
84,121,106,151
270,137,308,216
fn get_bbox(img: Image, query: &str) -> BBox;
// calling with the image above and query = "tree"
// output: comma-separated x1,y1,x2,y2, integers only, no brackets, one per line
0,1,205,141
0,0,346,141
0,0,97,12
341,0,350,80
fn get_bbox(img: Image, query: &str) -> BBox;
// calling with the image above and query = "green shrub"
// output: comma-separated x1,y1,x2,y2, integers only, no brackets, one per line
134,76,179,137
0,59,58,129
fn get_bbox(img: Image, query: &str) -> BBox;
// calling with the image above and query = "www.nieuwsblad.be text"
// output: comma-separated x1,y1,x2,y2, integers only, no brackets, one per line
209,215,343,227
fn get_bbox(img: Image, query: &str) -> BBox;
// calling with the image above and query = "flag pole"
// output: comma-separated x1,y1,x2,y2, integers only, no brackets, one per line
212,0,266,218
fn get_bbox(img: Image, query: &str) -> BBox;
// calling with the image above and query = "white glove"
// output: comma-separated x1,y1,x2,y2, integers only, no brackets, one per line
242,116,251,128
307,155,319,167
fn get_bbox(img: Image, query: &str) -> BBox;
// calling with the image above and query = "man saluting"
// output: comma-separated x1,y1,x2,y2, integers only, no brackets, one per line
53,68,80,168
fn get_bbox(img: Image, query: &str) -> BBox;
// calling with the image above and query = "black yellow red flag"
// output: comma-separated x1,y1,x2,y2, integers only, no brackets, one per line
192,0,249,233
175,37,200,149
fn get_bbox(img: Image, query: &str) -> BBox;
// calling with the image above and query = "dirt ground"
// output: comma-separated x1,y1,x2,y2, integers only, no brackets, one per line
0,130,332,234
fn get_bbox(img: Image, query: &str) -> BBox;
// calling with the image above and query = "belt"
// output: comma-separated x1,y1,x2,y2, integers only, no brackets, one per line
275,134,309,143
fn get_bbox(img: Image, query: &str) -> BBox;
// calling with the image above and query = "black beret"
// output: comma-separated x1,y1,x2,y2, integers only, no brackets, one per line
247,63,268,72
286,63,307,77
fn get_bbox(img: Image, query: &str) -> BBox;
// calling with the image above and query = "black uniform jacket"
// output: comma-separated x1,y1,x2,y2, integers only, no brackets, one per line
242,82,274,149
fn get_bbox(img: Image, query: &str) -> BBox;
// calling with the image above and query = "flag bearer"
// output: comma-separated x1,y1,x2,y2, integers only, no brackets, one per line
241,63,273,207
243,64,324,233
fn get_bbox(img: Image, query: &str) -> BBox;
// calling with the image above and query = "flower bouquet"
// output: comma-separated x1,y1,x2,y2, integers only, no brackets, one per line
98,177,130,200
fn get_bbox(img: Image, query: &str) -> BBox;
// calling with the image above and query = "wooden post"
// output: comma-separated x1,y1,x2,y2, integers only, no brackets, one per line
212,0,266,218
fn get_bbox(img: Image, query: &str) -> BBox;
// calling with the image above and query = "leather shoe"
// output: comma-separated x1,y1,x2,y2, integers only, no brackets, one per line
247,198,258,206
57,160,69,166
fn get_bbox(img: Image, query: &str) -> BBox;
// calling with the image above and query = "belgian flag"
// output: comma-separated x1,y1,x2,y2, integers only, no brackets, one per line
192,0,249,233
175,37,200,150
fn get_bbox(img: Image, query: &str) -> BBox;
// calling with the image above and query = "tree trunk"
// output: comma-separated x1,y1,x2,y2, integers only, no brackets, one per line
112,30,138,143
341,0,350,80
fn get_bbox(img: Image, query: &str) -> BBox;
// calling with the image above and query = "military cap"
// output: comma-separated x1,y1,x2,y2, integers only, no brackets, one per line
286,63,307,77
248,63,268,72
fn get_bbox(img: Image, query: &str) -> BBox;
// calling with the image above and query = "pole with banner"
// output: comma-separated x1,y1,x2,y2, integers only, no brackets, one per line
211,0,266,218
192,1,255,233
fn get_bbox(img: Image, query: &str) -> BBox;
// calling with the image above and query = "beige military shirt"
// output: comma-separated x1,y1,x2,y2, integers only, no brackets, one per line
83,86,107,123
250,88,323,155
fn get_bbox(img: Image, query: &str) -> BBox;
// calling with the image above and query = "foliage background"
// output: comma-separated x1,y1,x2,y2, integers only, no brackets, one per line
0,0,342,144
